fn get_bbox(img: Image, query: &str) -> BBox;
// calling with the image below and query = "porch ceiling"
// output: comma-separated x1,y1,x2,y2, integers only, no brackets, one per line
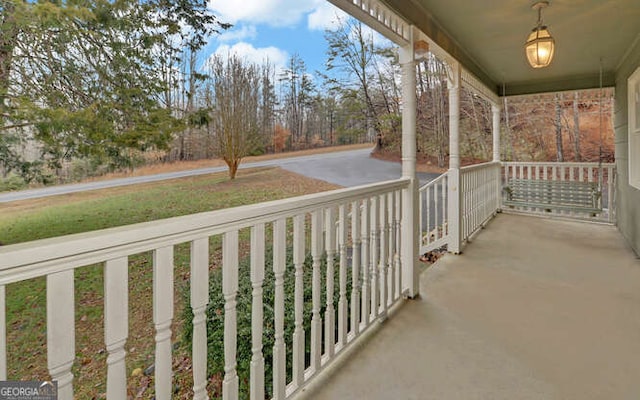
383,0,640,96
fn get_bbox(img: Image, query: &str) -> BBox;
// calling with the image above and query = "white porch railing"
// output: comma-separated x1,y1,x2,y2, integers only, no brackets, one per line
418,173,449,254
502,162,616,223
0,178,409,400
418,161,502,254
460,162,501,242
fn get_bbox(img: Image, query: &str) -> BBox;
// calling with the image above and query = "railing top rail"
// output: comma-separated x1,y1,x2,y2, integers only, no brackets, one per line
418,172,447,192
0,178,409,284
502,161,616,168
460,161,501,173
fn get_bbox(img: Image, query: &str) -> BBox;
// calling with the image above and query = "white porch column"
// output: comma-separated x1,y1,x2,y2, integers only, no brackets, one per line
492,103,501,162
399,40,419,298
447,62,462,254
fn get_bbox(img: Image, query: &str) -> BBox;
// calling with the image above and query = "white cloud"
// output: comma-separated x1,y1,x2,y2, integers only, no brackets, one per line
209,42,289,71
216,24,257,43
307,2,348,31
209,0,323,27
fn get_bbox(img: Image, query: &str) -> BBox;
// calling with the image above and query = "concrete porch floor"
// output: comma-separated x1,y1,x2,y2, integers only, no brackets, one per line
300,213,640,400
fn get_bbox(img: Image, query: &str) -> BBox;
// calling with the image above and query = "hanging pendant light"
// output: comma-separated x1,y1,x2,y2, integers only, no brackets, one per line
525,1,555,68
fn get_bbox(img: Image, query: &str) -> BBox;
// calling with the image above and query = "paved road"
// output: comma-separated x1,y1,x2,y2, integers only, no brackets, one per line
0,148,440,203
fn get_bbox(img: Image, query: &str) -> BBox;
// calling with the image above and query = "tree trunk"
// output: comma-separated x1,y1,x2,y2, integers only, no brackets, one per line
226,158,239,179
555,93,564,162
572,91,581,161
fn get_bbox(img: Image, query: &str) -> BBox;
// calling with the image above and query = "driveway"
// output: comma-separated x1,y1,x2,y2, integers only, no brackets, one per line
277,148,438,187
0,148,440,203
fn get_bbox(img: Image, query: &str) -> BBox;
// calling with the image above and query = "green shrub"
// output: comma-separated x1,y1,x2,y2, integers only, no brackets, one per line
0,174,27,192
183,246,352,399
66,158,108,182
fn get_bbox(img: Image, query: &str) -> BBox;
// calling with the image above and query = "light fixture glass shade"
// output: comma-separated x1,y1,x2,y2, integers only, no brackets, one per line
525,26,555,68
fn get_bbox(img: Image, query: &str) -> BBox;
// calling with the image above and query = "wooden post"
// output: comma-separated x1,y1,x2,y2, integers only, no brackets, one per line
153,246,174,400
250,225,266,400
324,208,336,358
378,194,388,320
310,211,323,373
47,271,75,400
272,220,286,400
360,200,371,327
104,257,128,400
369,197,379,320
350,201,361,337
222,233,239,400
292,215,306,388
190,239,209,400
337,205,348,346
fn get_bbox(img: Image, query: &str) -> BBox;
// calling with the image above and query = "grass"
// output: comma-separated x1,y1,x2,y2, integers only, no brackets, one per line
0,167,340,399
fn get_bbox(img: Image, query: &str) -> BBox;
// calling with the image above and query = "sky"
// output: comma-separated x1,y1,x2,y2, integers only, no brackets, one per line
203,0,347,78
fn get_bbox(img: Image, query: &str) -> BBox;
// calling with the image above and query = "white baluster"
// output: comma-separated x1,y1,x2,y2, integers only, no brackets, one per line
370,196,379,320
153,246,174,400
324,208,336,358
378,194,388,319
433,181,439,241
494,166,500,212
418,188,424,246
441,178,446,236
360,199,371,328
426,184,438,244
310,211,323,373
190,239,209,400
350,201,361,337
222,232,239,400
273,219,287,399
250,224,265,400
104,257,128,400
598,167,605,210
395,190,403,298
0,285,5,380
387,192,396,304
47,270,75,400
337,205,348,348
292,215,305,388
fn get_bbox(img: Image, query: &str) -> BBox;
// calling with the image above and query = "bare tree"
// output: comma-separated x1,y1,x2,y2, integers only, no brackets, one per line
206,55,261,179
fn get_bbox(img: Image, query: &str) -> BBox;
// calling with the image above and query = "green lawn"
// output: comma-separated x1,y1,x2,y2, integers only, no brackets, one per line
0,167,339,399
